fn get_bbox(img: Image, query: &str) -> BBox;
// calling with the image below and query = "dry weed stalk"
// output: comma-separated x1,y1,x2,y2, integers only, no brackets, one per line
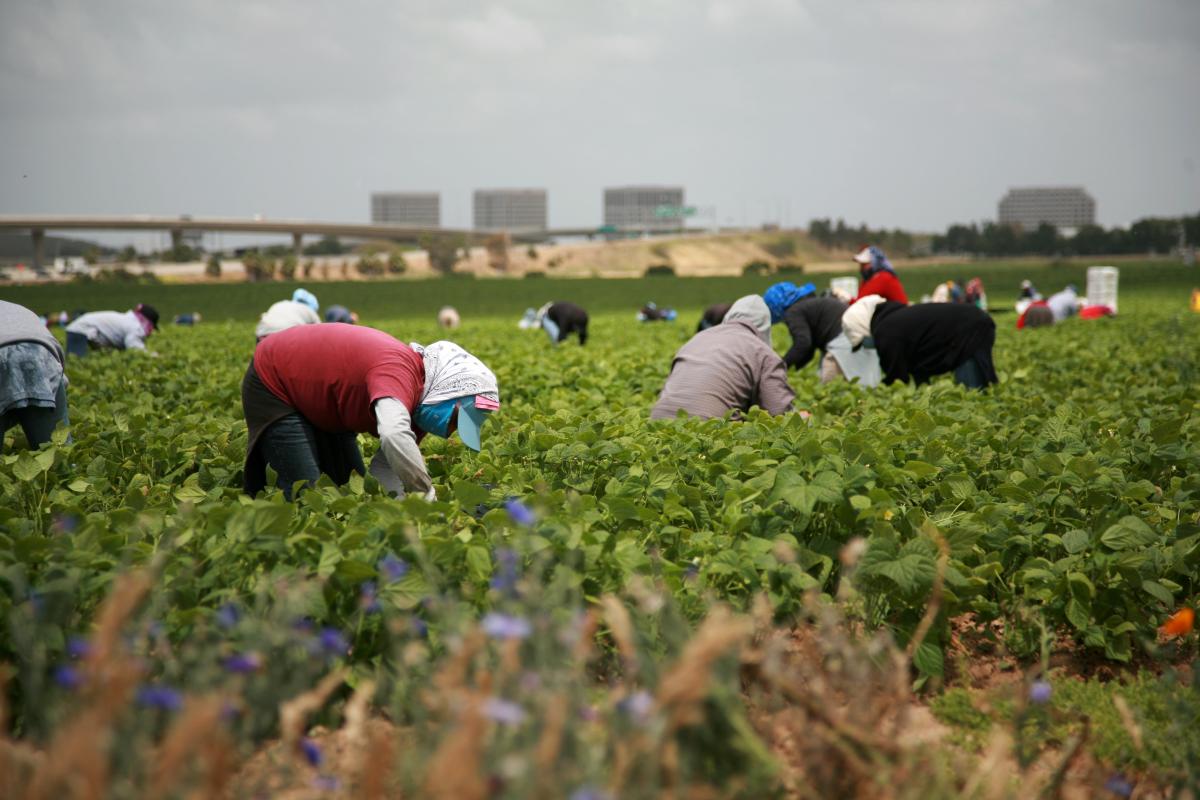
147,695,227,800
534,691,568,795
656,608,752,730
421,691,489,800
356,722,396,800
279,668,345,751
601,594,639,673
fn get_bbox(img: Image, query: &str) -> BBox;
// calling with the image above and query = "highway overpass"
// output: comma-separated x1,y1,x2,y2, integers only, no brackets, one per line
0,215,686,270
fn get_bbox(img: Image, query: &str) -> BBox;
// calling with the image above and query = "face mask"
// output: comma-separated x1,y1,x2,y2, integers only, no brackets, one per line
413,399,457,437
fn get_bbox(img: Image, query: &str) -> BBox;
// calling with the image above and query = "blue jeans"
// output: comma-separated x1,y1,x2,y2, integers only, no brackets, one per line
258,413,365,499
1,381,69,451
66,332,90,358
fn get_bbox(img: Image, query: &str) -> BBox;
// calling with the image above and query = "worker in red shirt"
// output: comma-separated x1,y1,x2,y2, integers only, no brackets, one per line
241,325,500,500
851,245,908,305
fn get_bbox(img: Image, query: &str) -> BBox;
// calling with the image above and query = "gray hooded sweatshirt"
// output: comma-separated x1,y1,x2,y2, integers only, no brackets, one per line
651,295,795,420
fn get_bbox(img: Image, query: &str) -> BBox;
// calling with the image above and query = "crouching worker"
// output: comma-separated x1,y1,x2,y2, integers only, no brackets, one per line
651,295,795,420
242,324,500,500
1,300,69,450
539,301,588,345
65,303,159,356
842,297,998,390
255,289,320,340
696,302,732,332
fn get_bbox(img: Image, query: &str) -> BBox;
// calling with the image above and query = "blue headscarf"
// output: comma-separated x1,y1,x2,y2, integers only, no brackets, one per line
763,281,817,324
291,288,319,312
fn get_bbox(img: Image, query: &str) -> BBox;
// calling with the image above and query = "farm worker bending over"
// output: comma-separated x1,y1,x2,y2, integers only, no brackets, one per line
651,295,795,420
242,324,500,500
1046,285,1080,322
1,300,68,450
852,246,908,305
842,297,998,390
324,305,358,324
65,303,159,357
696,302,733,332
255,289,320,340
539,301,589,345
765,281,880,384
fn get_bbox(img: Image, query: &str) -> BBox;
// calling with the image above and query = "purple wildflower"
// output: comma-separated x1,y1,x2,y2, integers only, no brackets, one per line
54,665,82,689
216,603,241,629
481,612,532,640
67,636,92,659
378,553,409,583
570,788,612,800
223,652,263,674
319,627,349,656
300,737,323,767
360,582,381,614
1104,773,1133,798
410,617,428,638
490,547,520,595
51,514,79,534
504,498,536,527
1028,680,1052,705
137,685,183,711
482,697,527,726
313,774,341,791
616,690,654,722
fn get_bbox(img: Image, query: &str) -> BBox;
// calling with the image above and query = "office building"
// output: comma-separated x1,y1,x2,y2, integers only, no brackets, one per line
473,188,548,232
997,187,1095,231
604,186,686,230
370,192,441,227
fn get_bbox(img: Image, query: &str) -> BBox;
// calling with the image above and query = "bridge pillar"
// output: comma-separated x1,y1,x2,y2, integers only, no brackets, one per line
169,228,183,255
292,232,303,257
31,228,45,272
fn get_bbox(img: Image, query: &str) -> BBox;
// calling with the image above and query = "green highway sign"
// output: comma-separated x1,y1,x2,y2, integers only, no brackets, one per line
653,205,698,218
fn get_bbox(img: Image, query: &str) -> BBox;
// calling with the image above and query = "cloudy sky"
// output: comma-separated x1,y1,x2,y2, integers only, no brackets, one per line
1,0,1197,242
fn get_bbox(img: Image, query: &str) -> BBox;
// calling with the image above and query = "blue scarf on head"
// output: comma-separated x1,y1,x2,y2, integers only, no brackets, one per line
763,281,817,324
861,246,895,280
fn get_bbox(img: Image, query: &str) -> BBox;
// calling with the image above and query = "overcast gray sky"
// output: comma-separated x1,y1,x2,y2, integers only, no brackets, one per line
2,0,1197,242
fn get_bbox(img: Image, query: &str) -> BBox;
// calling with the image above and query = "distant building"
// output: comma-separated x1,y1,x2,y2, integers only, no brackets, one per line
997,187,1095,231
604,186,686,231
473,189,548,232
371,192,440,227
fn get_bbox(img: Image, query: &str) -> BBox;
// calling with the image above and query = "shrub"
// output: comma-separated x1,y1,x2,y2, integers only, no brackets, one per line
387,251,408,275
763,236,797,259
205,254,222,279
742,260,772,277
356,255,385,277
279,254,298,280
524,270,546,279
775,262,805,275
645,264,675,277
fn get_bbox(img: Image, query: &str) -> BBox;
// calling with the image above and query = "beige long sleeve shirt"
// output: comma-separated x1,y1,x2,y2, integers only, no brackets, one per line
651,320,795,420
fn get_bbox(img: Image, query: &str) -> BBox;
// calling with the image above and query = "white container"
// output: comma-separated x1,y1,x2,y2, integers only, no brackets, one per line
830,277,859,299
1086,266,1119,313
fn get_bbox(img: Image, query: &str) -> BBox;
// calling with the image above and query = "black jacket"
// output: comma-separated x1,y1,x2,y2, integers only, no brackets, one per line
782,296,846,369
871,301,997,386
696,303,733,332
547,301,589,345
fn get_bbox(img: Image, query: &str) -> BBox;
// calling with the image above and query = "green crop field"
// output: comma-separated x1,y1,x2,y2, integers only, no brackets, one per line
2,264,1199,796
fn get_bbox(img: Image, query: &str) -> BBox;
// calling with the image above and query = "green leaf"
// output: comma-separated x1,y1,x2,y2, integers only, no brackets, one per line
1061,529,1090,554
12,454,44,482
902,460,939,479
1066,598,1091,630
466,545,492,584
1141,579,1175,605
1066,572,1094,602
1099,516,1158,551
913,641,944,677
453,481,490,507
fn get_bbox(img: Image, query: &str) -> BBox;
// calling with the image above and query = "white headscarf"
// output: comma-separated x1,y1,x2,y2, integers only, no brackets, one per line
722,295,772,345
841,295,887,347
409,341,500,406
